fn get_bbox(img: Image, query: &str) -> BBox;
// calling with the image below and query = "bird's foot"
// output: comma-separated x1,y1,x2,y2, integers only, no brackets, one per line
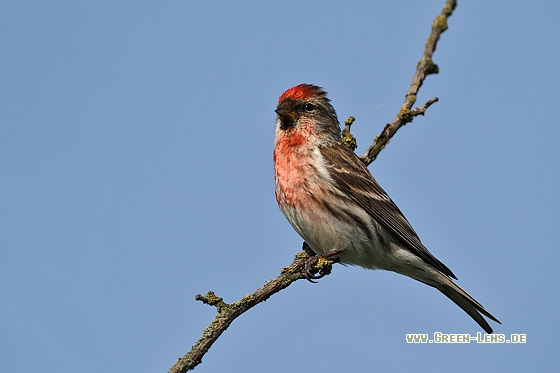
303,247,342,283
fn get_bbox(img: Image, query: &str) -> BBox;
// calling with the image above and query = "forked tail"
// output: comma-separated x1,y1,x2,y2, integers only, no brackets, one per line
434,274,500,334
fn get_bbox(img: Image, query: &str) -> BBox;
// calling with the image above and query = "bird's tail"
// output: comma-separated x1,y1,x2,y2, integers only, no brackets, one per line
417,272,501,334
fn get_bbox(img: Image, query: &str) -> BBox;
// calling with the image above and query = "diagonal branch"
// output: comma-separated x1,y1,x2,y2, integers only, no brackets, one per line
358,0,457,166
169,251,333,373
169,1,457,372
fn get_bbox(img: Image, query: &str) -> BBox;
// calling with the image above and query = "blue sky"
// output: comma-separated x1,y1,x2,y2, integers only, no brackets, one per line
1,1,558,372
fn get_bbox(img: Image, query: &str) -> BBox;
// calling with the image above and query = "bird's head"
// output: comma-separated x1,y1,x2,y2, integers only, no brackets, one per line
275,84,341,144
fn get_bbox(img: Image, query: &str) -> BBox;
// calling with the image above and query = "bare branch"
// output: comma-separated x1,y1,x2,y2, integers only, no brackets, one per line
359,0,457,165
169,251,334,373
411,97,439,117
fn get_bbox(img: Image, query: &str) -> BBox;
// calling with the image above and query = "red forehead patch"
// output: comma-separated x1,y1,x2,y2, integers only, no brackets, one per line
278,84,321,102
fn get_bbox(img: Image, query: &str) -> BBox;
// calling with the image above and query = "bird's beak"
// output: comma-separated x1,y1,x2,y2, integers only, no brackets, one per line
275,106,297,123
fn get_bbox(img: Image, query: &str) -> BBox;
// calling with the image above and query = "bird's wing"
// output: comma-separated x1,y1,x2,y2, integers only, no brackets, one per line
319,144,457,279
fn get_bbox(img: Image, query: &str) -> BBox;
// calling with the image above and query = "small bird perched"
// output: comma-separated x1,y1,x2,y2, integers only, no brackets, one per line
273,83,500,333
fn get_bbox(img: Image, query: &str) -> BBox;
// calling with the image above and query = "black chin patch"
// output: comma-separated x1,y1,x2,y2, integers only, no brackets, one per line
279,118,295,130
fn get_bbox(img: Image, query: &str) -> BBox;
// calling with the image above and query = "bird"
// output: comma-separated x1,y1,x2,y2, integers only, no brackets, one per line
273,83,500,333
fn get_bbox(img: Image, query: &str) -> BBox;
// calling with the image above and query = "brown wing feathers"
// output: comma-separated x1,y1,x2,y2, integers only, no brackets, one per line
320,145,458,280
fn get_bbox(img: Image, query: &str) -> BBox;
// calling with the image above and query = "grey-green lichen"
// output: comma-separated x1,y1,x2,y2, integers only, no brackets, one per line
398,107,413,122
341,116,357,151
407,95,417,106
442,2,455,17
341,130,357,151
432,14,448,32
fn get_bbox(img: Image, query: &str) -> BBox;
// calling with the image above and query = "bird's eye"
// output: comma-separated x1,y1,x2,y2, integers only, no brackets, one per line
304,103,315,112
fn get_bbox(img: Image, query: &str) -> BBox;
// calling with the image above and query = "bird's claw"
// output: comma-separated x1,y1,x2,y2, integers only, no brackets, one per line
302,248,342,283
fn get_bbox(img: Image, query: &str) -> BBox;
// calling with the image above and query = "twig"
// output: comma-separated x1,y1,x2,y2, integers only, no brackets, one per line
360,0,457,166
169,1,457,371
169,251,334,373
